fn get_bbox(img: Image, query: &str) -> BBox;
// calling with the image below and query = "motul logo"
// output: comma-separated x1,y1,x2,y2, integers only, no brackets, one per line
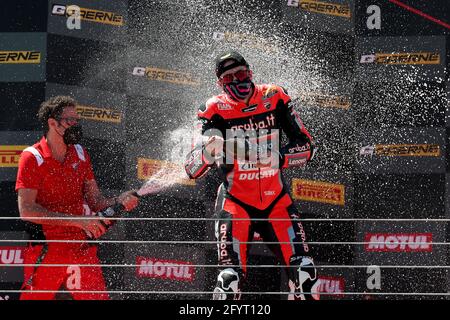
318,276,344,298
365,233,433,252
0,247,24,264
136,257,195,282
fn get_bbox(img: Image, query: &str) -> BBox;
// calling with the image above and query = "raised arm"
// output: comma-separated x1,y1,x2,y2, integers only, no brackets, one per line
277,89,315,168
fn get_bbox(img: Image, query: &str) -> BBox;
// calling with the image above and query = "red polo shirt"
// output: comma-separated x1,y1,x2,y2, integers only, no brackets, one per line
16,137,95,240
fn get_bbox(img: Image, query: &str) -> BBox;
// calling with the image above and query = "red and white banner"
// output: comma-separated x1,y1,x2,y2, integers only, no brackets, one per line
136,257,195,282
0,247,24,264
364,233,433,252
317,276,345,298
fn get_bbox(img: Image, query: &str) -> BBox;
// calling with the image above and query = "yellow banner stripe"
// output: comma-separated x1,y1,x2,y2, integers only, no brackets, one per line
292,178,345,206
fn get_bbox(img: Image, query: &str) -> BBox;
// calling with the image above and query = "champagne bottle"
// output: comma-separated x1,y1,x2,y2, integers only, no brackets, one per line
85,191,139,240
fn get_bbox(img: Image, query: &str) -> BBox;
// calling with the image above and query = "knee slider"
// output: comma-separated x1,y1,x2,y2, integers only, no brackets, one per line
213,268,241,300
288,256,321,300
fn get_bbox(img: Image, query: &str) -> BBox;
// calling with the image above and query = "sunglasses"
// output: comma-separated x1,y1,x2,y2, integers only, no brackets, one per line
220,70,250,84
56,117,80,125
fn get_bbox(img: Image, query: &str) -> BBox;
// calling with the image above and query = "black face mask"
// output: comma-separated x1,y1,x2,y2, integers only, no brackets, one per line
62,124,83,145
223,79,253,100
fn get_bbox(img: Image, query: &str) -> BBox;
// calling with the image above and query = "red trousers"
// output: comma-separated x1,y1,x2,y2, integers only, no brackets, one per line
20,243,109,300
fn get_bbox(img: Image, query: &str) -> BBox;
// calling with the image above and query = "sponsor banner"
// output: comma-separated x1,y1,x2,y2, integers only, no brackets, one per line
355,36,446,82
0,247,25,265
281,0,354,34
136,257,195,282
0,51,41,64
0,232,28,283
292,178,345,206
123,245,206,296
360,52,440,65
355,221,446,266
0,146,27,168
360,144,440,157
45,83,126,142
297,91,351,110
48,0,128,43
355,0,450,36
51,4,124,26
132,66,201,86
317,275,345,298
314,264,354,300
0,33,46,82
212,31,280,53
137,158,195,186
355,128,446,174
0,132,42,182
126,46,205,100
288,0,351,18
76,105,122,124
285,171,353,218
364,233,432,252
286,0,352,18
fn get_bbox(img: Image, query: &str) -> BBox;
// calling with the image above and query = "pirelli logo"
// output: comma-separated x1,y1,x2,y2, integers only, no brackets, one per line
0,146,28,167
360,52,440,65
132,67,201,86
212,31,279,53
359,144,440,157
292,178,345,206
137,158,195,186
298,92,351,110
76,105,122,124
287,0,351,19
51,4,124,26
0,51,41,64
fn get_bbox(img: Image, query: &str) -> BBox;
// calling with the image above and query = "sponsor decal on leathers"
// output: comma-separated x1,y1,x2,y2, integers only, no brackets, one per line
359,144,440,157
287,0,351,18
137,158,195,186
51,4,124,26
364,233,432,252
0,146,28,167
292,178,345,206
0,51,41,64
76,105,122,123
136,257,195,282
360,52,440,65
132,67,201,86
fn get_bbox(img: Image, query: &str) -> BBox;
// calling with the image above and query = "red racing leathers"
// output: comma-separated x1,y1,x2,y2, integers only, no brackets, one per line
185,84,320,300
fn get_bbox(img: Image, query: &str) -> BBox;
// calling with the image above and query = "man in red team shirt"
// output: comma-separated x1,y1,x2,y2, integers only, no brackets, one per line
185,51,320,300
16,96,139,300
